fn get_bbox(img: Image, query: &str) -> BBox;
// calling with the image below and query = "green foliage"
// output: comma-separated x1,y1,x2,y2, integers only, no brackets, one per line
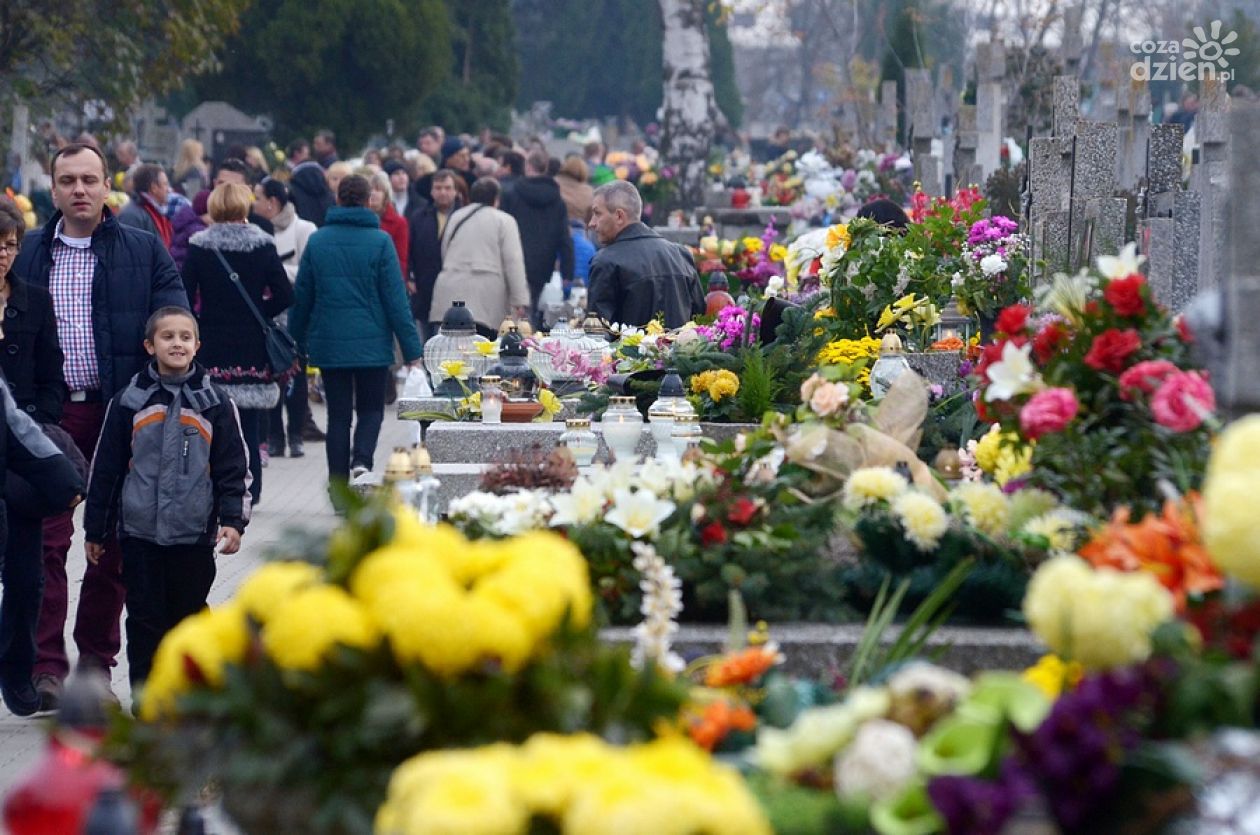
827,218,907,337
746,771,866,834
193,0,452,149
416,0,518,133
0,0,250,135
734,347,774,420
1221,10,1260,93
512,0,742,127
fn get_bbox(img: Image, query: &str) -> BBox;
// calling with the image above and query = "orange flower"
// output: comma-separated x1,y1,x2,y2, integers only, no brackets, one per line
704,643,784,688
688,699,758,751
1079,493,1222,613
930,336,966,353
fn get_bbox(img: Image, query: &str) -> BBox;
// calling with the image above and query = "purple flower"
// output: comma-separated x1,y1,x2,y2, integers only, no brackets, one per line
841,169,857,190
702,305,761,350
928,764,1033,835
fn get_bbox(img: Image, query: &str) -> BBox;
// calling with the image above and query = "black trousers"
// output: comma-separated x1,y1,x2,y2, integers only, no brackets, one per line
0,512,42,692
322,367,389,480
121,537,216,687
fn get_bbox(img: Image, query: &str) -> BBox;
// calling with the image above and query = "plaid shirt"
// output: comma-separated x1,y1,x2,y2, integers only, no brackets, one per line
48,223,100,392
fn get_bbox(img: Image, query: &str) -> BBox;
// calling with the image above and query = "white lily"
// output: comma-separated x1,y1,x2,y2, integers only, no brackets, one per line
589,459,636,500
605,488,676,539
984,341,1041,402
1095,242,1145,279
548,478,607,527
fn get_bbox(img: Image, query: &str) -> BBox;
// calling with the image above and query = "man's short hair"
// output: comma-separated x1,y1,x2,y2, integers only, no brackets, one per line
145,306,198,341
419,126,444,143
286,138,309,158
469,177,500,206
338,174,372,207
132,163,165,196
315,129,336,147
431,168,458,186
51,143,110,180
525,148,549,175
502,151,525,177
208,182,252,223
593,180,642,221
217,158,249,179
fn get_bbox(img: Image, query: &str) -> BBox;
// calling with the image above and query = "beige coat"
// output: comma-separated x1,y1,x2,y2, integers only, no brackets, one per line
557,174,594,223
428,203,530,328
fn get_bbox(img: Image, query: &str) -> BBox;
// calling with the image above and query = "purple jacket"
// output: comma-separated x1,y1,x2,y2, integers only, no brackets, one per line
170,195,209,271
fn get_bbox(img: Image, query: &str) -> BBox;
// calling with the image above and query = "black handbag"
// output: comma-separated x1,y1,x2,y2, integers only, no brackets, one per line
211,248,301,376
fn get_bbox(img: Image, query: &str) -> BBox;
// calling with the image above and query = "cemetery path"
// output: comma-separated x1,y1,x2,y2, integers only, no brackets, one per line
0,402,419,802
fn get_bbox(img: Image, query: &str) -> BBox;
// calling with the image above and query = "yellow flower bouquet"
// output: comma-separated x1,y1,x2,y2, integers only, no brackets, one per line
108,495,686,832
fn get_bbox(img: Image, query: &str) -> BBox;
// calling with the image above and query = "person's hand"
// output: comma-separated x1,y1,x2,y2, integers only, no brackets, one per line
406,358,424,370
85,541,105,565
68,494,82,509
406,279,417,294
216,526,242,555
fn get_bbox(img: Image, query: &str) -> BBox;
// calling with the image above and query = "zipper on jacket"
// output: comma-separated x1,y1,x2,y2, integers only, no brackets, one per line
182,438,190,474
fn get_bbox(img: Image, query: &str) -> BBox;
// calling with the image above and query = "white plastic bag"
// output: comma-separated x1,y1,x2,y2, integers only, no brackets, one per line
538,270,565,309
402,366,433,399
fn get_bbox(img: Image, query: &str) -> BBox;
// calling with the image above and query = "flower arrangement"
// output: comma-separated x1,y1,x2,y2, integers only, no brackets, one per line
952,215,1030,317
376,733,771,835
875,293,942,351
698,304,761,350
972,245,1216,515
109,498,685,831
816,336,881,393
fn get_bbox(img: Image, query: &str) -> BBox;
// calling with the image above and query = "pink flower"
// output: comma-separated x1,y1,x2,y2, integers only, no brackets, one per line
800,373,824,403
809,382,849,417
1151,371,1215,432
1019,387,1080,440
1117,360,1179,401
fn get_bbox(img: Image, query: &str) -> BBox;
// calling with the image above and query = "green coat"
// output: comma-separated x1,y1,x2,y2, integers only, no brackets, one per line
289,207,423,368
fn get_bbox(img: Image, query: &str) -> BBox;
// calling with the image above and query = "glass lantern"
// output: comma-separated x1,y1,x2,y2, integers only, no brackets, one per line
670,414,703,459
559,418,598,467
488,326,539,400
648,368,696,459
933,299,975,347
870,333,913,399
479,375,504,423
600,396,643,463
423,301,492,396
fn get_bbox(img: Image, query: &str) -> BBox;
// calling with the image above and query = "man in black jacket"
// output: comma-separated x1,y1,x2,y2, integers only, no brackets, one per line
12,143,189,709
286,139,334,227
587,180,703,329
407,170,461,340
499,149,573,317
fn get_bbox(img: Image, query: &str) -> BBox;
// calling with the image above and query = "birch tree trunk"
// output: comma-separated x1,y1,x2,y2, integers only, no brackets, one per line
659,0,717,212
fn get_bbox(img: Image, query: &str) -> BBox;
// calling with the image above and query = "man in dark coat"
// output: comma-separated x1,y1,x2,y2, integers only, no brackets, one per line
587,180,703,329
286,139,335,227
406,169,461,339
11,143,189,709
499,149,573,315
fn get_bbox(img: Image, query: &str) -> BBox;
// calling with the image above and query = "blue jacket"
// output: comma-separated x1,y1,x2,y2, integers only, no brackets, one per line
289,207,423,368
13,210,189,397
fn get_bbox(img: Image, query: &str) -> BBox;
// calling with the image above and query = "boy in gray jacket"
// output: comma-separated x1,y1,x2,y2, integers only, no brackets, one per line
83,307,250,688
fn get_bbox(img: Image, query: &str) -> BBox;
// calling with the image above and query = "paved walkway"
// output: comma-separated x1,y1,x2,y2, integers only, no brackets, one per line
0,403,418,802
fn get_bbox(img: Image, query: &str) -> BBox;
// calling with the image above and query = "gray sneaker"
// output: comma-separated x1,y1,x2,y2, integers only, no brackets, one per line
33,673,61,713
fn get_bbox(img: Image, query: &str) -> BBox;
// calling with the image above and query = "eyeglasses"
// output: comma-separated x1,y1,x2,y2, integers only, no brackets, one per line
0,242,20,256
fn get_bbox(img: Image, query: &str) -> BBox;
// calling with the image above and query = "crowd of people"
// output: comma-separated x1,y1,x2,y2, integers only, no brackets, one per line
0,123,708,720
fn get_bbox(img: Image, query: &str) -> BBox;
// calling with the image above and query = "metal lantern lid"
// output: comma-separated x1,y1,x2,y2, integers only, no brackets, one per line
383,447,415,483
659,368,685,397
410,444,433,476
441,300,476,333
566,417,592,429
879,333,906,356
499,325,528,358
479,374,503,384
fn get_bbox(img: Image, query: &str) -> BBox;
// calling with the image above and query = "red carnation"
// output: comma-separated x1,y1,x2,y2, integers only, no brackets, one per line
1176,315,1195,344
1084,328,1142,373
727,497,759,527
1104,274,1147,317
995,304,1031,336
700,521,728,546
1032,321,1068,364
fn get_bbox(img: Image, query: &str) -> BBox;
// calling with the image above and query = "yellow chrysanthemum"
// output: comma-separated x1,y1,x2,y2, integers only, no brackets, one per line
376,748,526,835
817,337,881,390
261,584,379,671
511,734,611,817
1023,556,1174,670
139,604,249,721
233,561,322,624
950,482,1009,537
973,426,1034,486
741,237,763,254
842,466,908,510
1204,416,1260,587
825,223,850,251
690,369,740,402
892,491,950,551
1021,654,1084,700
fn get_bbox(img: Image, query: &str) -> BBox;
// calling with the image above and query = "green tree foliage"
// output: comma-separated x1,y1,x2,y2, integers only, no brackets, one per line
0,0,250,133
194,0,451,149
415,0,519,133
1221,9,1260,92
513,0,742,128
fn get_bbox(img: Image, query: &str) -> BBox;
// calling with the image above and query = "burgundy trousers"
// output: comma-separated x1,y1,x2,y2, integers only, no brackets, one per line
33,400,124,679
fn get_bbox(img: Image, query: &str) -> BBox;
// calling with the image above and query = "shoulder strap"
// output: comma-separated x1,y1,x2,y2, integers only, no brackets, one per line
441,204,486,250
211,247,272,333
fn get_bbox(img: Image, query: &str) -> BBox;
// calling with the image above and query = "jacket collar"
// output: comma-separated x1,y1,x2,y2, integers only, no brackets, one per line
40,209,119,249
4,275,31,313
120,361,221,412
272,202,297,233
612,221,657,244
189,221,273,252
324,206,381,228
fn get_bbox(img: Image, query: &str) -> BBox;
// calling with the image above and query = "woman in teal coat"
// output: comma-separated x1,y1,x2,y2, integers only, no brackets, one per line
289,174,423,484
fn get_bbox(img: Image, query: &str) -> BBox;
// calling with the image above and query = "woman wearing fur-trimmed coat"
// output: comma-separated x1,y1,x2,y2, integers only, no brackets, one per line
181,183,293,508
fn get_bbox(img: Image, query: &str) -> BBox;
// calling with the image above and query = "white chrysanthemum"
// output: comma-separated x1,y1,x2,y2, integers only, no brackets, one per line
979,253,1008,276
834,719,919,802
842,467,909,510
891,491,949,552
1021,508,1092,553
950,482,1010,537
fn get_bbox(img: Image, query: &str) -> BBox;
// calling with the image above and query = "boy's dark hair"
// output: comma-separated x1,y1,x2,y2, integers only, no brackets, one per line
338,174,372,207
145,306,198,341
470,177,500,206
